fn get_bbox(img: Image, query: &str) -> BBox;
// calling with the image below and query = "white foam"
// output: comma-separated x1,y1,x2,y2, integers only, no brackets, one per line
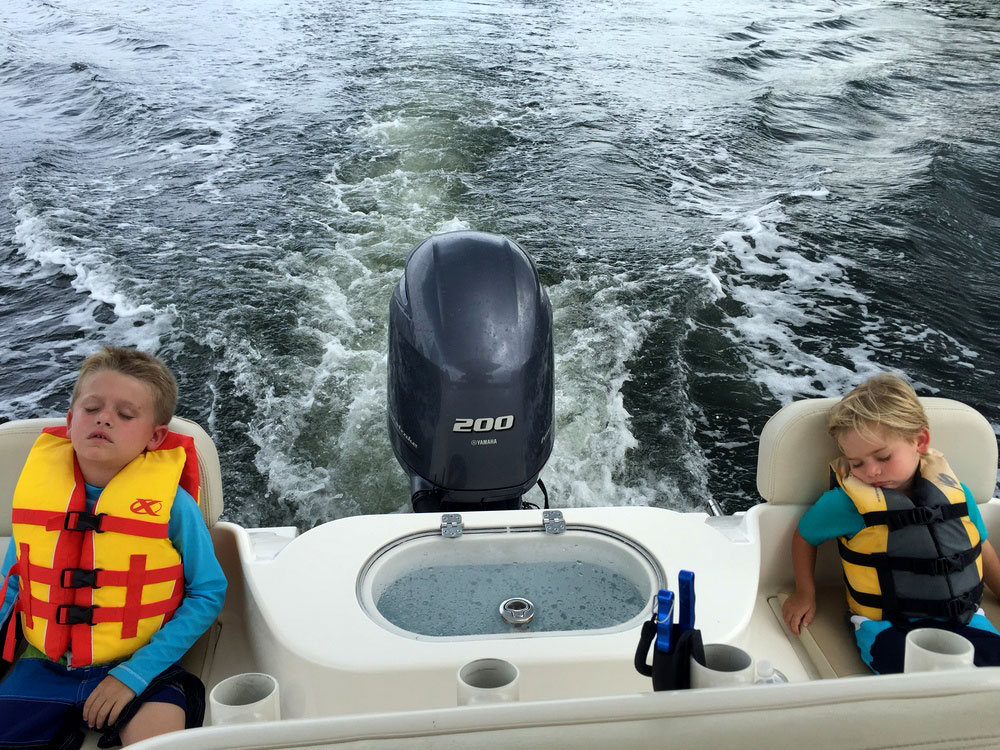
9,188,174,352
697,190,991,407
705,200,869,401
437,217,471,233
359,117,411,142
680,259,725,300
218,113,489,523
544,275,700,510
790,187,830,199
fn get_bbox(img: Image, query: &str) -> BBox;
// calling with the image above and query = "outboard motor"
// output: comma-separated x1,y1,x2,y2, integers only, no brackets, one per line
387,231,554,512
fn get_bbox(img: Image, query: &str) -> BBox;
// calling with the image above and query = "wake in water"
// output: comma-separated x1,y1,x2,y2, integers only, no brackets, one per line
2,0,999,525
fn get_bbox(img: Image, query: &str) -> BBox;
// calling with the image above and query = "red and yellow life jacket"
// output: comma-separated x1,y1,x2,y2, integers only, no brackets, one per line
1,425,199,666
834,449,983,625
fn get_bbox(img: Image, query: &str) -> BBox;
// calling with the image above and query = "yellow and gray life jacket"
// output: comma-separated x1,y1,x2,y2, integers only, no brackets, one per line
834,449,983,625
1,426,200,666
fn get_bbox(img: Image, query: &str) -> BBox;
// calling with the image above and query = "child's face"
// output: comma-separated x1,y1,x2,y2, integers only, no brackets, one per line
838,425,930,495
67,369,168,486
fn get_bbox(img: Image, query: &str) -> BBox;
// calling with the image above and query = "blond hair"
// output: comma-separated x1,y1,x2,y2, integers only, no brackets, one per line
71,346,178,426
827,373,928,443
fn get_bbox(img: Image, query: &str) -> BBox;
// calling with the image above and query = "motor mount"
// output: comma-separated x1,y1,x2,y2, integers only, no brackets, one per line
387,231,554,512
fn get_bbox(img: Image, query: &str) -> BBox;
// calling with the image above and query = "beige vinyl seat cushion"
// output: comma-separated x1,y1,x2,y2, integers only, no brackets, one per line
758,397,1000,678
757,396,998,508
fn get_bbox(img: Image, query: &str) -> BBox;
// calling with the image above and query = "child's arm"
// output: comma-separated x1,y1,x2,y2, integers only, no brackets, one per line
0,541,18,626
0,542,19,658
961,485,1000,600
782,528,818,635
981,540,1000,600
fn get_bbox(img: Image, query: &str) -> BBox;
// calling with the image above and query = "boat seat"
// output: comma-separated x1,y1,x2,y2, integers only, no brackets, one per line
0,416,225,682
757,396,999,678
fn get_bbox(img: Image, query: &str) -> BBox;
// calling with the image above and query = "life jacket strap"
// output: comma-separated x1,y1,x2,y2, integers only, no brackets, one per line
17,563,184,590
11,508,169,539
28,592,184,628
845,577,982,622
860,502,968,531
62,510,106,533
16,543,34,629
62,568,100,589
837,540,981,576
15,555,183,643
56,604,95,626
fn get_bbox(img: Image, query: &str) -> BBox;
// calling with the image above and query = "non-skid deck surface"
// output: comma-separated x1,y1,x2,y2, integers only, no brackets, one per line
776,586,1000,679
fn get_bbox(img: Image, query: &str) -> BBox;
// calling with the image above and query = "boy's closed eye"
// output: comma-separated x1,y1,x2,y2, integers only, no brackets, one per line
81,400,137,420
850,454,892,468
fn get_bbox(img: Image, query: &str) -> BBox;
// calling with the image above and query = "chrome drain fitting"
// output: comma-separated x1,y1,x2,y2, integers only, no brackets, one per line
499,597,535,625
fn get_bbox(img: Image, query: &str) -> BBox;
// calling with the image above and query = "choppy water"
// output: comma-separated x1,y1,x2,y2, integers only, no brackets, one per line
2,0,999,527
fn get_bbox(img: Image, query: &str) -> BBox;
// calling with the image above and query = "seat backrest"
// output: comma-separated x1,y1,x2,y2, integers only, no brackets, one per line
0,416,224,536
757,396,998,505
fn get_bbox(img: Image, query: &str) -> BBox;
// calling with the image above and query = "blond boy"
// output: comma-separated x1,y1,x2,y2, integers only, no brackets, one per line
0,346,226,747
782,374,1000,672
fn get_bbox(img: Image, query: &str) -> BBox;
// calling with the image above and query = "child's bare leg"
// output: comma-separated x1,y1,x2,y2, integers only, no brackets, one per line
119,701,185,745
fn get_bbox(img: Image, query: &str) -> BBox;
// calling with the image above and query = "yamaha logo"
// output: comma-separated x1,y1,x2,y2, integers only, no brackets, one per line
389,411,418,449
452,415,515,433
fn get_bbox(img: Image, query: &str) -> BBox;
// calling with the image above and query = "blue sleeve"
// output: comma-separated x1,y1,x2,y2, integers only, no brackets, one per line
0,541,17,625
797,487,864,546
963,483,988,541
109,486,226,694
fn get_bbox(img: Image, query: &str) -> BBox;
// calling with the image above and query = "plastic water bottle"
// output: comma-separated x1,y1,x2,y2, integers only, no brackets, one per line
754,659,788,684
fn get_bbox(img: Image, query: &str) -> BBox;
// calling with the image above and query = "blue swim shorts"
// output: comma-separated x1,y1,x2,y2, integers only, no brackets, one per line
0,656,200,749
854,611,1000,674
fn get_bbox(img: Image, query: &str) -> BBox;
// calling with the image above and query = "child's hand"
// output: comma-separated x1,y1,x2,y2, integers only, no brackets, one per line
782,590,816,635
83,675,136,729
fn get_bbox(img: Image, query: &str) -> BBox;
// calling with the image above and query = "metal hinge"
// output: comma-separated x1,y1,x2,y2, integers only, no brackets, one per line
441,513,463,538
543,510,565,534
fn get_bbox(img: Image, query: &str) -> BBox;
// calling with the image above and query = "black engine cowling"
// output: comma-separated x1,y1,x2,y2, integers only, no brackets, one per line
387,231,554,512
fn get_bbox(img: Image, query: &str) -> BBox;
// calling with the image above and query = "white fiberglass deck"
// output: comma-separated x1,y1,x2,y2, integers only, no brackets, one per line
221,507,759,717
130,499,1000,749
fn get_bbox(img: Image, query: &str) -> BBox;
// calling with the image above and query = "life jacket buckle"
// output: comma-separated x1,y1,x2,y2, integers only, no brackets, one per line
890,505,943,530
915,506,943,525
63,511,106,533
932,554,966,575
60,568,101,589
55,604,95,626
945,594,978,620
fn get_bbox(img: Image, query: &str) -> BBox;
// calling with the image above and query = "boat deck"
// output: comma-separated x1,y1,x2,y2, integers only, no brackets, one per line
95,500,1000,748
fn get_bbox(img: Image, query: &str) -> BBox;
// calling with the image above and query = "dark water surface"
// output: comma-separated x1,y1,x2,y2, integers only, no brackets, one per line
2,0,998,526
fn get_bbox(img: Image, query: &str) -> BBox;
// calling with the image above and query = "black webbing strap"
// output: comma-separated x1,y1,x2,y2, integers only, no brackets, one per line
837,540,981,576
845,578,981,622
861,502,967,531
